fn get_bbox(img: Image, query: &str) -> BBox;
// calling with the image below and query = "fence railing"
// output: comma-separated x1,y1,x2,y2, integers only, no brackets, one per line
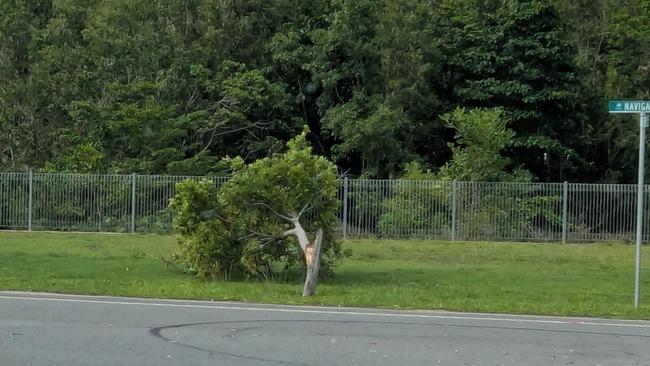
0,172,648,242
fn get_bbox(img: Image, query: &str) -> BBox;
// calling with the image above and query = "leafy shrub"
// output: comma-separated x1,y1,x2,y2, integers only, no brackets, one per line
170,130,341,280
378,162,451,237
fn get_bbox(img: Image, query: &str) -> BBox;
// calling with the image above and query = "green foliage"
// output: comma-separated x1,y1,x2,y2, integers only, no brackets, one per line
1,0,300,174
170,130,341,280
170,178,242,278
379,143,557,240
307,0,446,177
430,107,560,237
42,143,104,173
322,94,413,177
29,174,132,232
437,108,531,182
455,185,562,240
378,162,450,237
1,0,649,183
599,0,650,182
555,0,650,183
442,0,588,181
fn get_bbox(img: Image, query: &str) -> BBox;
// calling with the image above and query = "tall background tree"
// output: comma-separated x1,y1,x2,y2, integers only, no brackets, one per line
1,0,649,183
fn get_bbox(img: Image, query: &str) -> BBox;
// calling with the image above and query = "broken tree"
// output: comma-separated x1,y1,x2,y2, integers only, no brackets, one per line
171,128,341,296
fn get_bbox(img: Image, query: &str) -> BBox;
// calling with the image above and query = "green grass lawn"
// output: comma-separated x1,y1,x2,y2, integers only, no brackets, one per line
1,231,650,319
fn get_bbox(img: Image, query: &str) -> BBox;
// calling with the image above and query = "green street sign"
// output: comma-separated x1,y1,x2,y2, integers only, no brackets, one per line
609,100,650,114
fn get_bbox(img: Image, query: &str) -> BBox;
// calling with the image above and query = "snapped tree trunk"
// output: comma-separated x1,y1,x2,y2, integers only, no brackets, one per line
274,206,325,297
302,228,323,297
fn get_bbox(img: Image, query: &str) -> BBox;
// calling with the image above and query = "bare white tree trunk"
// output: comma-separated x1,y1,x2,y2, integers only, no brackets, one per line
282,217,324,297
262,204,325,297
283,217,310,252
302,228,323,297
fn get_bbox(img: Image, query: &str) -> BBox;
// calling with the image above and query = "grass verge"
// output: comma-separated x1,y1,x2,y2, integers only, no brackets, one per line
1,231,649,319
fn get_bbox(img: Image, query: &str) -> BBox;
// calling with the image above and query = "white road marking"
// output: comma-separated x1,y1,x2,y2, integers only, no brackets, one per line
1,293,649,330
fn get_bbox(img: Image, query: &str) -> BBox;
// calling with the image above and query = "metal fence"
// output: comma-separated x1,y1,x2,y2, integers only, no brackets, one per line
1,172,648,242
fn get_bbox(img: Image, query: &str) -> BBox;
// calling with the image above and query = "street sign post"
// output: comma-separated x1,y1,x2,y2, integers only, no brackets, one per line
609,100,650,308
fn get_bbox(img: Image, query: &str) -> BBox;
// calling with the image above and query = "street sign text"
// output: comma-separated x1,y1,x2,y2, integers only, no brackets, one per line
609,100,650,114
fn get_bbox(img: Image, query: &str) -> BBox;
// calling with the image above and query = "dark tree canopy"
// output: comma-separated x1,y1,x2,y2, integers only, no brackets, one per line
1,0,649,183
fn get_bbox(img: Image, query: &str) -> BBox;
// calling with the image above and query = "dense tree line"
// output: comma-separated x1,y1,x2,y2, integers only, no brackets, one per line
1,0,649,182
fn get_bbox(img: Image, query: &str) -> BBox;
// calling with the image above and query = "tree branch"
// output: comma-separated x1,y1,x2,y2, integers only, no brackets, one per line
297,202,311,218
253,202,293,221
250,202,316,253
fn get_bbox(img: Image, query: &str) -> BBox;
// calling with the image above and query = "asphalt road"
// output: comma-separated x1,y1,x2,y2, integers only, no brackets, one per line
1,292,649,366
